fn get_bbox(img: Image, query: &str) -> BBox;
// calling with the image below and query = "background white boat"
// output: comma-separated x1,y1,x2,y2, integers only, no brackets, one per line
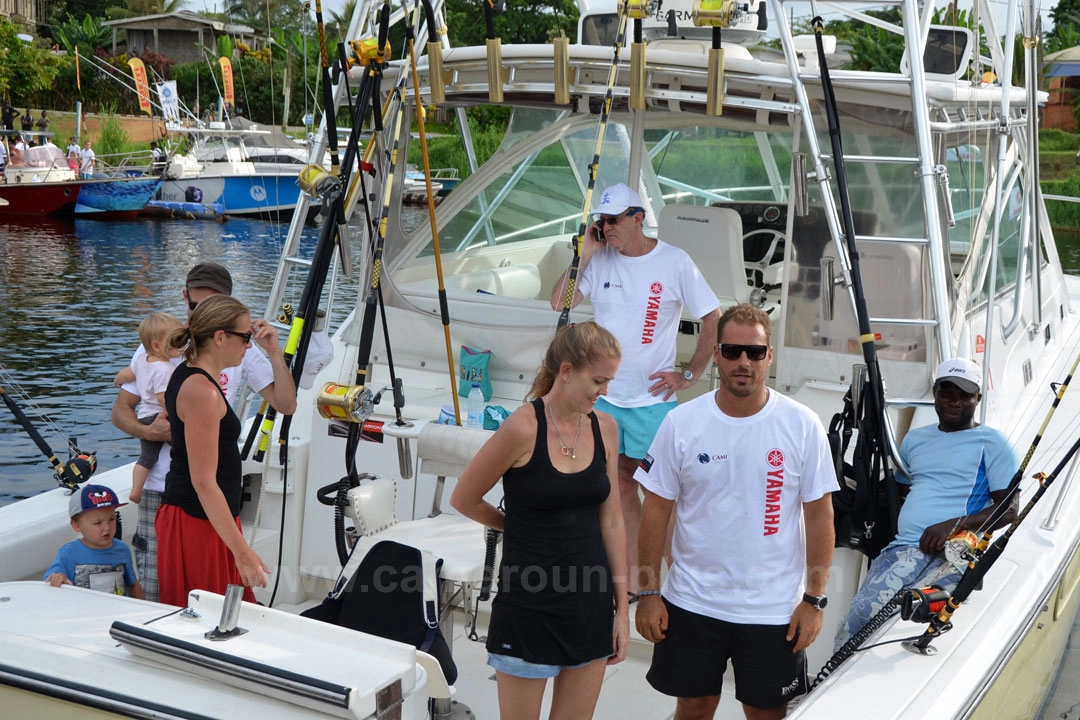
157,116,324,223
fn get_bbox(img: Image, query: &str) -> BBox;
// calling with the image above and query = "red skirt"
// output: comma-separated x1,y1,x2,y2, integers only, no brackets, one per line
156,503,257,607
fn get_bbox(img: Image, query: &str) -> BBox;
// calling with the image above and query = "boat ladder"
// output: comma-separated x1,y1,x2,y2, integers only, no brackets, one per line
770,0,954,373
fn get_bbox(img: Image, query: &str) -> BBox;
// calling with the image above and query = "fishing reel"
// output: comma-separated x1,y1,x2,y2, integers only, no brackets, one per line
899,585,950,624
318,382,376,424
692,0,750,28
56,448,97,491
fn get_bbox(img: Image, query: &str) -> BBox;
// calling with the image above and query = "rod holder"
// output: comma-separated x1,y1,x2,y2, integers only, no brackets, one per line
851,364,866,430
792,152,808,217
554,36,571,105
427,41,447,105
486,38,505,103
205,584,248,641
820,256,836,321
706,47,724,116
630,41,646,110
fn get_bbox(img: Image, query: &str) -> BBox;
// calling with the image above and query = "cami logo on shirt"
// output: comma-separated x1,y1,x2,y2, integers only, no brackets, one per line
641,282,664,345
697,452,728,464
764,448,785,536
602,281,623,289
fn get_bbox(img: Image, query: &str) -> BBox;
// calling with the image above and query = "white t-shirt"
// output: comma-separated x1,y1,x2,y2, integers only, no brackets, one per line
578,240,720,407
132,354,175,417
122,344,276,492
635,389,838,624
80,147,95,172
66,143,80,158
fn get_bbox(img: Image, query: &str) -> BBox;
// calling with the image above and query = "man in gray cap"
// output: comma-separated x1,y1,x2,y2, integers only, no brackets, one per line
835,357,1019,646
110,262,296,601
549,183,722,595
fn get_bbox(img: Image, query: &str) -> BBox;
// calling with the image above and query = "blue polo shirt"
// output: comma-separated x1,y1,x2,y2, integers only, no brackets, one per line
893,424,1018,547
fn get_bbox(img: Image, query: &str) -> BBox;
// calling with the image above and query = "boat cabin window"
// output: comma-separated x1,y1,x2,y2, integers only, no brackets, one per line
580,13,619,46
390,108,795,316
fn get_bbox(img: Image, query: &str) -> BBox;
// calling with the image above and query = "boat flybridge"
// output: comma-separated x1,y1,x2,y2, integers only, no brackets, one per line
3,0,1080,717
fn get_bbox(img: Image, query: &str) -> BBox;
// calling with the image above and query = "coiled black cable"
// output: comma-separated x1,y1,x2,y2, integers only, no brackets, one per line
813,590,904,686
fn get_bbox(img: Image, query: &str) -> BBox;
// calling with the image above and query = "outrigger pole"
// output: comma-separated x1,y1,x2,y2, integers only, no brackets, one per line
556,0,636,330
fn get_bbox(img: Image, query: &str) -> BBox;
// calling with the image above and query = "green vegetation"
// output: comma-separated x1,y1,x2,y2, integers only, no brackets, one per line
95,104,134,159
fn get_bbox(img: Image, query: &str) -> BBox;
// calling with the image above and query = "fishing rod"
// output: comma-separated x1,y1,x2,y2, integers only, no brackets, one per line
555,0,637,330
0,378,96,491
409,0,461,423
903,431,1080,653
811,12,900,548
245,1,391,465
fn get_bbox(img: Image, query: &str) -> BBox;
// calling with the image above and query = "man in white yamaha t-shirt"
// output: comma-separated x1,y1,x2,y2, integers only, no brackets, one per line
634,303,837,720
550,183,722,595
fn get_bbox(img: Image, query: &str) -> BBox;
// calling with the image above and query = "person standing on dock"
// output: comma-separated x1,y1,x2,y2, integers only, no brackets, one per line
835,358,1019,648
550,183,722,597
79,139,95,178
635,304,836,720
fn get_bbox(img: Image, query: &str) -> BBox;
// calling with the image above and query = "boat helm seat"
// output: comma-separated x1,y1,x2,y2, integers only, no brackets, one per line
659,204,749,309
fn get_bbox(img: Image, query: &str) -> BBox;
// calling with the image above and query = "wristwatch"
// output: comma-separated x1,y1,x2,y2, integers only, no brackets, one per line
802,593,828,610
682,369,695,384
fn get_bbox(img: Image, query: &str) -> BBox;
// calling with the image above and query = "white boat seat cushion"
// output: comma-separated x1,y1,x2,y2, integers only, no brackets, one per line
659,204,748,308
348,423,495,586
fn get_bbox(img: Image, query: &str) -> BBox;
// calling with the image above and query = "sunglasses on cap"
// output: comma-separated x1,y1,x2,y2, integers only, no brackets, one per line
718,344,768,361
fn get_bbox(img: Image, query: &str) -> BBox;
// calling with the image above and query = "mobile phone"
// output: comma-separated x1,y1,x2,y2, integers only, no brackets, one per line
594,223,605,242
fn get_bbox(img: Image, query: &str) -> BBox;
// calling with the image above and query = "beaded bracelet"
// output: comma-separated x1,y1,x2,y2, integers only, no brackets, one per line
637,590,661,597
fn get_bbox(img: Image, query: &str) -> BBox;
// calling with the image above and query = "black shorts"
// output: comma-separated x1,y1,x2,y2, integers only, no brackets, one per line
646,597,807,709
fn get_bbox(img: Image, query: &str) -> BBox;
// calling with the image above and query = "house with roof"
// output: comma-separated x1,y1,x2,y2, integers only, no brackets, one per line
102,10,268,64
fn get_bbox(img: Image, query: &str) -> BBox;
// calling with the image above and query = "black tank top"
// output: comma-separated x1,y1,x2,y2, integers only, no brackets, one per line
485,398,614,665
161,363,243,519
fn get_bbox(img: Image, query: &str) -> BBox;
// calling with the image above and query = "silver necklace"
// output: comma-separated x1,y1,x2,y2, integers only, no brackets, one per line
546,402,584,459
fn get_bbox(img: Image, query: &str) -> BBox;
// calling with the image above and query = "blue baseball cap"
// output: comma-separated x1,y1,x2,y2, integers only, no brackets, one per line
69,484,126,519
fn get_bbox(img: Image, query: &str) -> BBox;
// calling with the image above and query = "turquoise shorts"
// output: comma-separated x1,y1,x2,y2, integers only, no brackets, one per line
595,397,678,460
488,652,601,679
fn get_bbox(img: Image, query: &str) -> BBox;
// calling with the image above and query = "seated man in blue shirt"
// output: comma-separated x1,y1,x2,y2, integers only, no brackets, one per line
836,358,1018,646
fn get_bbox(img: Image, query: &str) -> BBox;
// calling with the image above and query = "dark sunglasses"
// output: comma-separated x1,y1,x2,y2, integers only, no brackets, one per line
188,299,199,311
597,209,640,226
222,329,253,343
718,343,768,361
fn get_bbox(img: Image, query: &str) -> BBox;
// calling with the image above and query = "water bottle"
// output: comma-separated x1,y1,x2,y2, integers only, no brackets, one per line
467,383,484,428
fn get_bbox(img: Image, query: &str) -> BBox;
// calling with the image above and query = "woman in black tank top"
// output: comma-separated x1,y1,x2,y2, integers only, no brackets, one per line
451,322,630,719
156,295,272,607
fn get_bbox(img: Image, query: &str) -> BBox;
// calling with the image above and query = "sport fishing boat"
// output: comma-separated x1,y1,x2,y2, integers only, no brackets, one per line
156,116,325,223
3,0,1080,717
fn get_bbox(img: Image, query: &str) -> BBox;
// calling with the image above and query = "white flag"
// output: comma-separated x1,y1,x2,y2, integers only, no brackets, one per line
157,81,180,124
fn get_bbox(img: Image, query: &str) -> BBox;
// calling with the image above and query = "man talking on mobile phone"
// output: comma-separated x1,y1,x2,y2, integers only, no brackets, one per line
551,182,721,597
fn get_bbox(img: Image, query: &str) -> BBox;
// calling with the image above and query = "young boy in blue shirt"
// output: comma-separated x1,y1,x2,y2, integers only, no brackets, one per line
45,484,145,599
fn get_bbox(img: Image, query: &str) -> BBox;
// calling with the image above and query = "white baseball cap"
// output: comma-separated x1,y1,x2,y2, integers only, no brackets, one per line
934,358,982,394
592,183,644,216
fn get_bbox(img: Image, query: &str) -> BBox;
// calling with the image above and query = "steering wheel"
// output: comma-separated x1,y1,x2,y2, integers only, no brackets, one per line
742,228,786,291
